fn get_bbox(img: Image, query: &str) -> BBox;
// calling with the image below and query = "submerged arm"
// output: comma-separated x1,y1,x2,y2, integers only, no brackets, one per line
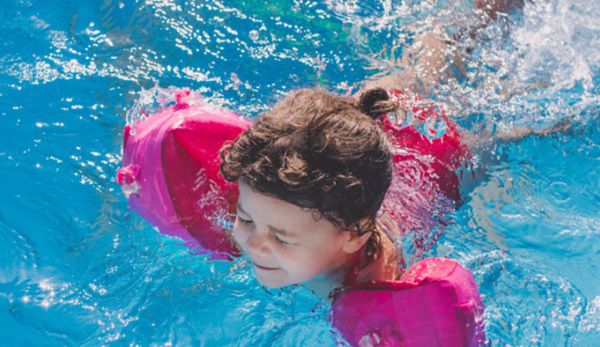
363,0,524,95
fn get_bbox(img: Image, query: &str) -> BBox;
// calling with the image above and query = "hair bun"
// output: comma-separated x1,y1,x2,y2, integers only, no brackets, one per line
358,88,397,120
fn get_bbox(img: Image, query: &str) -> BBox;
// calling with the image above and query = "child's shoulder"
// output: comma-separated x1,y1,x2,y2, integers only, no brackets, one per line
355,220,404,284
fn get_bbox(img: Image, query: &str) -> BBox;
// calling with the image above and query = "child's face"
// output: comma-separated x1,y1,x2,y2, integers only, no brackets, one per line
233,181,366,288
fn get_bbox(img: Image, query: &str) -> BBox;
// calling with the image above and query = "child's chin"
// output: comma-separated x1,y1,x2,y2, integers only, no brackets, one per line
256,278,291,288
255,275,296,289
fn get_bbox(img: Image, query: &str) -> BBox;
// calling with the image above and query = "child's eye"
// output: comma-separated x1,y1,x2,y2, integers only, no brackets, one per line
237,216,253,225
274,235,292,246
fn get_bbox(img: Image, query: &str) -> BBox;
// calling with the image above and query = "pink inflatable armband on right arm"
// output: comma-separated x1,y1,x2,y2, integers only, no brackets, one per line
332,258,486,346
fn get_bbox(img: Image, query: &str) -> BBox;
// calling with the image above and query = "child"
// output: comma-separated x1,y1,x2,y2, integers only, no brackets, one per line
219,87,405,300
118,85,485,344
217,86,487,345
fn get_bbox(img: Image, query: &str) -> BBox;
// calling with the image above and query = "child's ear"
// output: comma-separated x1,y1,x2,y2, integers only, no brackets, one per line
341,231,372,254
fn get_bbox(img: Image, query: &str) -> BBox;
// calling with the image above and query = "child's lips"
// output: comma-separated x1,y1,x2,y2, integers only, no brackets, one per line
252,262,279,271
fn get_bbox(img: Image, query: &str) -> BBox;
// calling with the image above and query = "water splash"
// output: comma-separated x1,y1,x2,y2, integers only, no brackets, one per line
447,0,599,130
382,148,455,262
125,84,204,131
351,0,599,132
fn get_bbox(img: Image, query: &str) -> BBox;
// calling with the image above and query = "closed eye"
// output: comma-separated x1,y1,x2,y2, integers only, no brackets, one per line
274,235,292,246
237,216,296,246
237,216,253,225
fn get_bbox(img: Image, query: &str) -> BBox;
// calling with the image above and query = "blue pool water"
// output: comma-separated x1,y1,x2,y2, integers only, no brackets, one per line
1,0,598,345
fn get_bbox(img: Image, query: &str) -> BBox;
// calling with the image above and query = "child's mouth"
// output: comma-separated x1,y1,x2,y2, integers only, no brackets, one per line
253,263,279,271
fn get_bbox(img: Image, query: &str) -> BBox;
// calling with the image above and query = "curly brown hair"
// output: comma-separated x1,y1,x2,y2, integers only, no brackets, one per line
219,87,398,260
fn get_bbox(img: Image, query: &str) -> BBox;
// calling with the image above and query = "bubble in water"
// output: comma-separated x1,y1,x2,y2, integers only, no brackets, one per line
411,103,448,141
549,181,571,204
249,30,259,42
386,109,412,130
418,113,448,141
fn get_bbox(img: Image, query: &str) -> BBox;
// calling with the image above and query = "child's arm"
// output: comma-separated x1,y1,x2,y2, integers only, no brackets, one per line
492,119,573,142
363,0,524,95
465,115,574,152
362,30,463,95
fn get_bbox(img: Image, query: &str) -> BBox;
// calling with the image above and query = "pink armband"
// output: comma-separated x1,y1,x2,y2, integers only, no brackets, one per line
332,258,486,346
117,92,250,258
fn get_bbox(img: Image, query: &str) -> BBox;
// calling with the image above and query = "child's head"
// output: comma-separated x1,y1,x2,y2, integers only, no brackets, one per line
220,87,397,288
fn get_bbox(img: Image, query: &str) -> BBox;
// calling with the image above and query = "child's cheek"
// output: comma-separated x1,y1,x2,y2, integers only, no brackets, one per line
231,224,248,252
283,247,322,277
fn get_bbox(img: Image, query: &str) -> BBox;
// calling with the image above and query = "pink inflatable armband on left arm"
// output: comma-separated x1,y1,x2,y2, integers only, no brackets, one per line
332,258,486,346
117,91,250,258
384,89,470,203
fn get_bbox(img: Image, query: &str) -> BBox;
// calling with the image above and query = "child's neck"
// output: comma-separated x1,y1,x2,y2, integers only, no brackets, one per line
302,252,359,303
302,272,344,303
303,230,401,303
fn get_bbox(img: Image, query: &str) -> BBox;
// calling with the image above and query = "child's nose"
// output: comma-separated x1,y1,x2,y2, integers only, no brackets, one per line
246,230,270,255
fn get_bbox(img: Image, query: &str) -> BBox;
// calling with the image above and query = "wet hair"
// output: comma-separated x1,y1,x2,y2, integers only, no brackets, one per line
220,87,399,261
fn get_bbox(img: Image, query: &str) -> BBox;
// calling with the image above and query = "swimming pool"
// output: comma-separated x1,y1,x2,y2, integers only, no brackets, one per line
0,0,598,345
